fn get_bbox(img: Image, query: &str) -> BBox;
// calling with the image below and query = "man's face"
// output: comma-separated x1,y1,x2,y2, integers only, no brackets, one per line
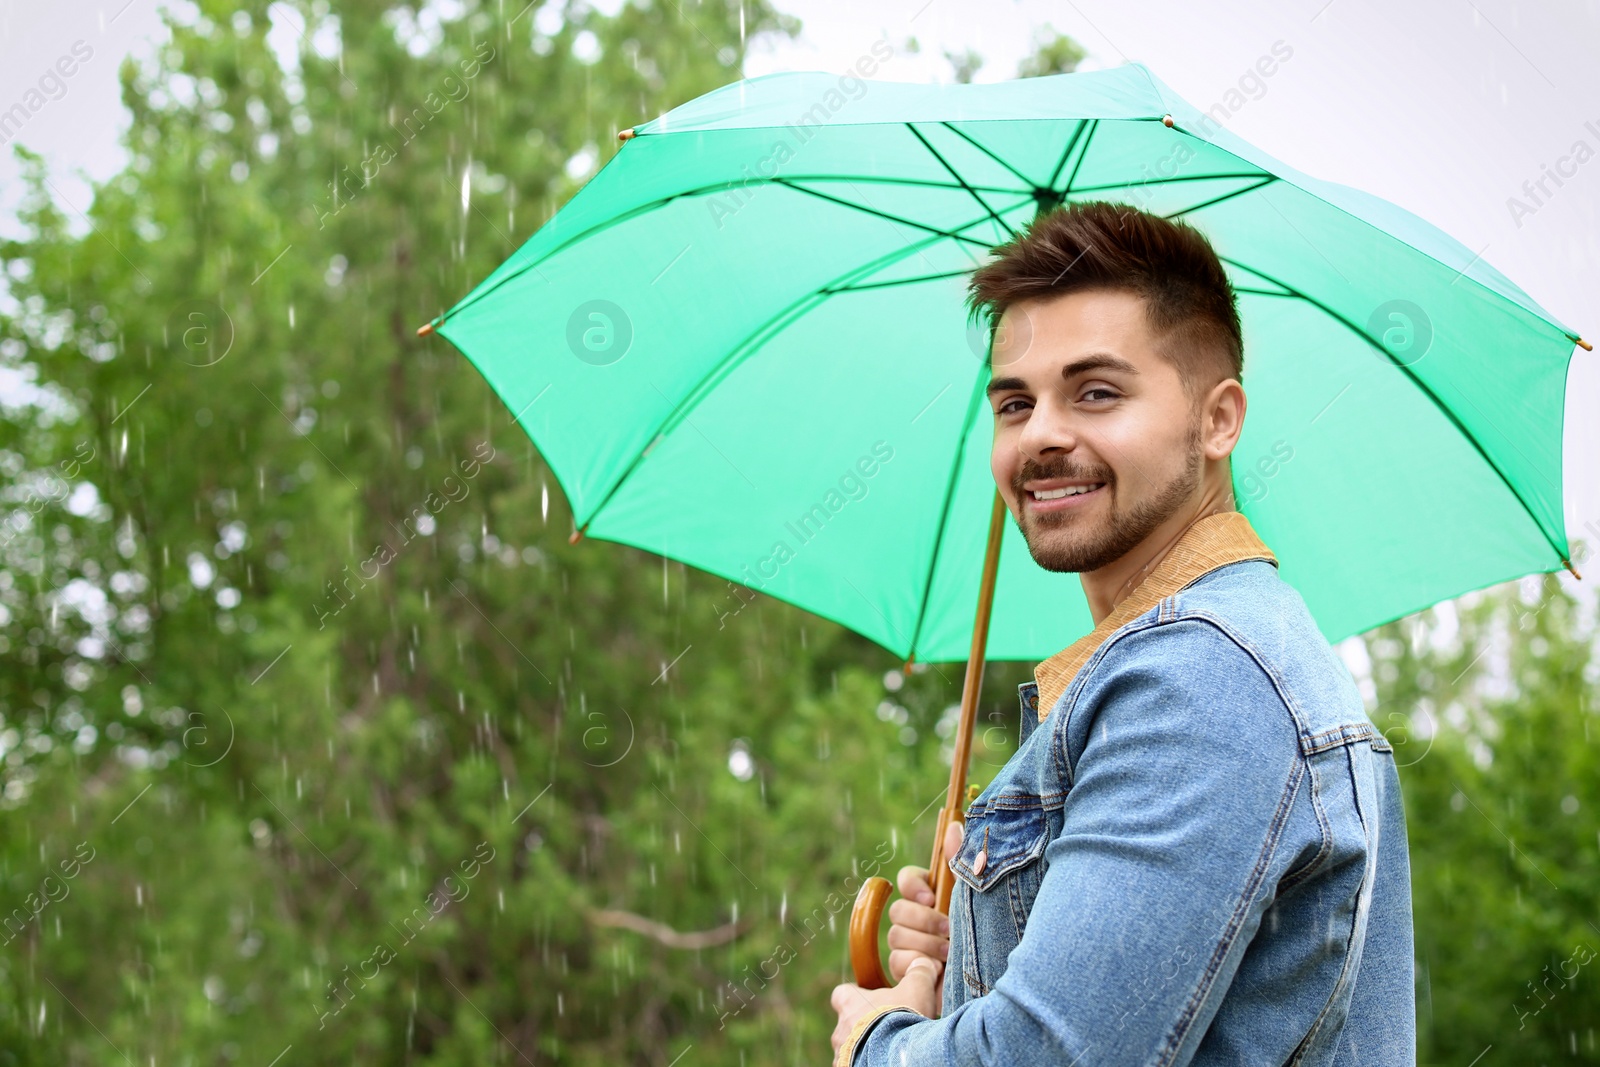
986,288,1206,573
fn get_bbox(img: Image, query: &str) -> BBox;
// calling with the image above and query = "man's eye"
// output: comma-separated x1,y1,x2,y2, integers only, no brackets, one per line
1081,388,1119,402
997,398,1030,416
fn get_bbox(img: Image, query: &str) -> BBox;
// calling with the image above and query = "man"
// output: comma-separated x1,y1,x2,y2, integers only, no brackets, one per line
829,201,1415,1065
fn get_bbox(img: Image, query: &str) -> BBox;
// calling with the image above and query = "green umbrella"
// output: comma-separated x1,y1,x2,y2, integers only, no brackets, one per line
420,61,1585,986
423,61,1583,666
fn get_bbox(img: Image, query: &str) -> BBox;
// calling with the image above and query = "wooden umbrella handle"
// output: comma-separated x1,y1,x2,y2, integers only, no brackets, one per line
848,877,895,990
848,490,1008,989
848,805,968,990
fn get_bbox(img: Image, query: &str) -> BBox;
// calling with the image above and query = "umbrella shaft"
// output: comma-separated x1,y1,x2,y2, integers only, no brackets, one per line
928,489,1007,889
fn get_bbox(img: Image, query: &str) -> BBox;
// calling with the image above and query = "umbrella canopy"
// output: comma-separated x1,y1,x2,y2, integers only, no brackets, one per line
425,62,1581,663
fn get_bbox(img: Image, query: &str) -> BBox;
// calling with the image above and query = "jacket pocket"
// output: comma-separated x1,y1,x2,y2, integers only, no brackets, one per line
948,799,1050,996
951,801,1049,891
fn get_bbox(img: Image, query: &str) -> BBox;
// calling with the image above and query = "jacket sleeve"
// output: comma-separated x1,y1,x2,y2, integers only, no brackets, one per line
840,619,1310,1066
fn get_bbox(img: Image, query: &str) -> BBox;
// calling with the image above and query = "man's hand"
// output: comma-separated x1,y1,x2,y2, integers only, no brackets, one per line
830,957,941,1058
887,820,963,991
829,820,964,1060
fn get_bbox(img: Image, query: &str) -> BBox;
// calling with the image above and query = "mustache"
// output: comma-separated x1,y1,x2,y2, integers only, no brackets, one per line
1014,459,1114,493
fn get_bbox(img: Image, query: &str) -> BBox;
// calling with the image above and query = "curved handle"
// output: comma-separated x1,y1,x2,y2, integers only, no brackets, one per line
849,875,895,989
848,806,966,990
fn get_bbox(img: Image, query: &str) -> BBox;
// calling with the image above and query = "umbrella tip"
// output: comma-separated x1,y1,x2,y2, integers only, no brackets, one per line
417,322,436,337
1577,337,1593,352
1564,559,1583,580
569,524,587,545
1161,114,1174,128
618,128,635,142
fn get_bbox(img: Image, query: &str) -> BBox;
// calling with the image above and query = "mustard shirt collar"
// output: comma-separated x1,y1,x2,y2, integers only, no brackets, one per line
1032,510,1277,721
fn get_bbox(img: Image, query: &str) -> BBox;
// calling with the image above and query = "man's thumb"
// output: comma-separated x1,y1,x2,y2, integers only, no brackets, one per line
908,957,940,985
944,819,963,863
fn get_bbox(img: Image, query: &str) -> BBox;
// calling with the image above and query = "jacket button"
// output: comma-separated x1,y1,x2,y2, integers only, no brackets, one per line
972,850,987,876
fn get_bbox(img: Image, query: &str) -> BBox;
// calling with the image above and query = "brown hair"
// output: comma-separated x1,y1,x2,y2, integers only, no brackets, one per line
967,200,1243,393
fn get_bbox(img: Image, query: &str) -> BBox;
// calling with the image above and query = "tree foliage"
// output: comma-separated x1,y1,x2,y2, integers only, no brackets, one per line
0,1,1011,1062
1367,577,1600,1063
0,4,1595,1064
1015,27,1085,79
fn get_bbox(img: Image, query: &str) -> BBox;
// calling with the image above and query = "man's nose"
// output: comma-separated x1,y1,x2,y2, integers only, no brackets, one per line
1017,399,1077,461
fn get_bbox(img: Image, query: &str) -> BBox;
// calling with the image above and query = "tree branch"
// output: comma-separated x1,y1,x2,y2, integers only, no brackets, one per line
586,908,746,950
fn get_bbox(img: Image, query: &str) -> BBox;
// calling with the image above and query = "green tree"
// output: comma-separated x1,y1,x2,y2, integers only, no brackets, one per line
1015,27,1085,78
0,3,1044,1064
1363,577,1600,1063
942,48,983,85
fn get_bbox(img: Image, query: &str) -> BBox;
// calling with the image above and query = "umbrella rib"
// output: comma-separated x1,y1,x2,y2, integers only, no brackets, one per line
1069,171,1271,196
1233,283,1296,299
939,122,1042,188
1046,119,1093,191
768,178,1001,249
1221,256,1301,295
1225,258,1567,561
781,174,1024,194
823,269,974,294
1160,175,1278,219
1056,119,1094,198
431,175,1016,328
571,201,1033,533
904,123,1020,239
904,363,994,661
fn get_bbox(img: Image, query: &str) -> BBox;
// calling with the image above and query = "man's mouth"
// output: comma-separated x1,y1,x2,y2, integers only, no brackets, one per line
1023,481,1107,511
1029,484,1103,500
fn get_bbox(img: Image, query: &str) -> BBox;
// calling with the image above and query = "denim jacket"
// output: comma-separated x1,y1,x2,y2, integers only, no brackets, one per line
843,558,1416,1065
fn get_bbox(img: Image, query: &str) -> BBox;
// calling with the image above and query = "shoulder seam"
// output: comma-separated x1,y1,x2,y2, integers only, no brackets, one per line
1056,610,1313,774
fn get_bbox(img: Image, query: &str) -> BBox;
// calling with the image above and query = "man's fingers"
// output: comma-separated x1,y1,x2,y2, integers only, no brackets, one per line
895,864,934,905
888,946,949,982
887,897,950,936
901,956,943,1016
886,924,949,960
830,982,860,1013
943,820,964,865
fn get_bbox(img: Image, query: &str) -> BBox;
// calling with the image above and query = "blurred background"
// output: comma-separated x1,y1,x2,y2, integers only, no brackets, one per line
0,0,1596,1063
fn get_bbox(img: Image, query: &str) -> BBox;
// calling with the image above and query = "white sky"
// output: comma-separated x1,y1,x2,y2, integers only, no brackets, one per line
1,0,1596,581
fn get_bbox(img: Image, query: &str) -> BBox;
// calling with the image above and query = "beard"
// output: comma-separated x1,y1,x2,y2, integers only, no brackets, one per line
1015,421,1204,574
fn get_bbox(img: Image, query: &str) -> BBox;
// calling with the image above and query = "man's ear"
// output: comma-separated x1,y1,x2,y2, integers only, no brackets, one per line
1201,379,1246,461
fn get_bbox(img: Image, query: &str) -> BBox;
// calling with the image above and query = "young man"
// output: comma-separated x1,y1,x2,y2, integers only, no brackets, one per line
830,201,1416,1065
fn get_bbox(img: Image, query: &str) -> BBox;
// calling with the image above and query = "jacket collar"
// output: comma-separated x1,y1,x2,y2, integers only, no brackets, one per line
1032,510,1276,722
